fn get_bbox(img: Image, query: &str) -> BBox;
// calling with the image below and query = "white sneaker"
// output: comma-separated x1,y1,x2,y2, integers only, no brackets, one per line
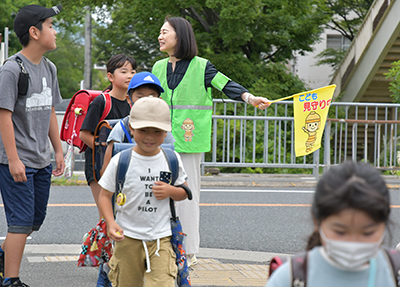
187,254,198,268
396,242,400,252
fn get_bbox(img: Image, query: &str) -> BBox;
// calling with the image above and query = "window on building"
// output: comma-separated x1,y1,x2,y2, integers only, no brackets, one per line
327,35,351,51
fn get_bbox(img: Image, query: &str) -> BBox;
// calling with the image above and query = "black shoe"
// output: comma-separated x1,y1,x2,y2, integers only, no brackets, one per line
2,279,29,287
0,251,3,283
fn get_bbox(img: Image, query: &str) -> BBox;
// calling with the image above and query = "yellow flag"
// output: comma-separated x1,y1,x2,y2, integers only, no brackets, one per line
293,85,336,157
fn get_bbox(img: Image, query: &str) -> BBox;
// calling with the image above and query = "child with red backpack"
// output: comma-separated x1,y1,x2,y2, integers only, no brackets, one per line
80,54,136,218
266,161,400,287
79,54,136,287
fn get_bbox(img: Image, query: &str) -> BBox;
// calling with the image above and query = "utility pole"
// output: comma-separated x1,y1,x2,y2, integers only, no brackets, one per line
5,28,8,59
83,6,92,89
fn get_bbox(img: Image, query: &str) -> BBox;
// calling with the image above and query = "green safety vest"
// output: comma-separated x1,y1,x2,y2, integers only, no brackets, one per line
152,56,229,153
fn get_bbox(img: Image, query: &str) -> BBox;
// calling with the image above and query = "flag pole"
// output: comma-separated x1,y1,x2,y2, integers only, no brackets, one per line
268,94,297,104
268,84,337,104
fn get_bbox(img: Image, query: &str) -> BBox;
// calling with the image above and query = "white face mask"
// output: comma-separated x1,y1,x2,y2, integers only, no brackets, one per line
319,228,383,270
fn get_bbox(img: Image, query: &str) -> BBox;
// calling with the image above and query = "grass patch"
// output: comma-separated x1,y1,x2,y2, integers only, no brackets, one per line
51,174,87,186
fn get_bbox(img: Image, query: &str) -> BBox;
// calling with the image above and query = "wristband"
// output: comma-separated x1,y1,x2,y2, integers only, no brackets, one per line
244,93,250,104
176,184,193,200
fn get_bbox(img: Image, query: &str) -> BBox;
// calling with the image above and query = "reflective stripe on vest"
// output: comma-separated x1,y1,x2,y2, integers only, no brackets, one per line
169,105,213,110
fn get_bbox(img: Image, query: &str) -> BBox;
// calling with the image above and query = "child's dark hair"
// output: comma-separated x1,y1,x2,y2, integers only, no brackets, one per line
19,20,45,47
307,161,390,250
164,16,197,60
128,84,161,98
104,54,137,92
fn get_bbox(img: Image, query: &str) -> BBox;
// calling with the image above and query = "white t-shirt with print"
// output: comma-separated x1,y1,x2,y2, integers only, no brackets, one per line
99,148,187,241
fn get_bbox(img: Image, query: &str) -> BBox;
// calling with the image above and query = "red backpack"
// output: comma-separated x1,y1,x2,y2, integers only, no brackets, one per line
60,90,112,153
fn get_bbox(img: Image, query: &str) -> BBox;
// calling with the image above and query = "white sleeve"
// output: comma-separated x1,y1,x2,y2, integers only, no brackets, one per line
107,121,125,143
174,151,188,185
98,153,120,193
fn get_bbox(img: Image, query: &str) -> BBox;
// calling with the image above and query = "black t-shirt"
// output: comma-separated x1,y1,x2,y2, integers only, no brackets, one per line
81,94,131,134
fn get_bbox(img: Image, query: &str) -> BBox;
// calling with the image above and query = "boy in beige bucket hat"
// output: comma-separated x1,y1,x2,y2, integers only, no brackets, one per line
98,96,190,287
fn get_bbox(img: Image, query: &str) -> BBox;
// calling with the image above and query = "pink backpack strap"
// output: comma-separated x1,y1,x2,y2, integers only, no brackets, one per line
290,251,307,287
383,248,400,287
100,93,112,121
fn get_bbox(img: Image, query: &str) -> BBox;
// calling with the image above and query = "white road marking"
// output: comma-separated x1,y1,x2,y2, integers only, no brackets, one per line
201,188,315,193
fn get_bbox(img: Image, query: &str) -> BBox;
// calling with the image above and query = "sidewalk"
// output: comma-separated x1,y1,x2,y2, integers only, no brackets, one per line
200,172,400,189
21,244,285,287
74,170,400,189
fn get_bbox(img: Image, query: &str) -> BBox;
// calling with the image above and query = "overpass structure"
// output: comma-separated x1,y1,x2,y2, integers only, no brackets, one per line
329,0,400,161
331,0,400,103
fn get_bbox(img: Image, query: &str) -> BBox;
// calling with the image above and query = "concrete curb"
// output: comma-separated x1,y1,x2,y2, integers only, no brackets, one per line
24,244,287,263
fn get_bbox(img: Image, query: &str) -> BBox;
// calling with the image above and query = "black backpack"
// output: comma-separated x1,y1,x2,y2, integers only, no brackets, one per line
268,248,400,287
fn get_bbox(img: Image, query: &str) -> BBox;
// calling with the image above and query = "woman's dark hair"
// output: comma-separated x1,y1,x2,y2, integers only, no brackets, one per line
19,20,45,47
104,54,137,91
307,161,390,250
165,16,197,60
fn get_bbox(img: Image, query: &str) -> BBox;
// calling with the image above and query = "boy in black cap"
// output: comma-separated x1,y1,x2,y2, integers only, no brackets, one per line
0,4,64,287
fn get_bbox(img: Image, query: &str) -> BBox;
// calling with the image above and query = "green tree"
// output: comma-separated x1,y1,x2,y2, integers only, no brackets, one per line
325,0,373,41
0,0,37,56
0,0,92,98
43,0,332,98
385,60,400,103
45,24,85,98
56,0,330,173
316,0,374,71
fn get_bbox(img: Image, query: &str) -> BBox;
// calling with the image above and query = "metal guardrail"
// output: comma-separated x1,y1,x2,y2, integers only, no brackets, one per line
55,100,400,179
202,100,400,178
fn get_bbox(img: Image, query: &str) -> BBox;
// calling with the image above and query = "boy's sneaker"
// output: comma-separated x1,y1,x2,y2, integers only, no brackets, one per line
0,251,4,281
97,263,111,287
1,279,29,287
187,254,198,268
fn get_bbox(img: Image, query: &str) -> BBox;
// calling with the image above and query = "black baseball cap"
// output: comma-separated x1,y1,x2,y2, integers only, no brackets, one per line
13,4,62,38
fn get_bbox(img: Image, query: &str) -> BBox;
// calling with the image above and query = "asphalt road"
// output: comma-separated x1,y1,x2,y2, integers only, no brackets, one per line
1,185,400,253
1,183,400,286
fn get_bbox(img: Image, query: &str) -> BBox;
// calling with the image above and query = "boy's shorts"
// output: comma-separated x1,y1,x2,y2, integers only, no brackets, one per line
108,236,177,287
0,164,52,234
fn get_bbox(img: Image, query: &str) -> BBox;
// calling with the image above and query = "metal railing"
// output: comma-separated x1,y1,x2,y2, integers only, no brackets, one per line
55,100,400,178
202,100,400,178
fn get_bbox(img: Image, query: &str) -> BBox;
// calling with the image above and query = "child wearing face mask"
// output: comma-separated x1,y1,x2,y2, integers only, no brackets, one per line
266,161,399,287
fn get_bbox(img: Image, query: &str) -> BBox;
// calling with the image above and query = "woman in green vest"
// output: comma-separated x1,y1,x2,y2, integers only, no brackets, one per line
152,16,270,266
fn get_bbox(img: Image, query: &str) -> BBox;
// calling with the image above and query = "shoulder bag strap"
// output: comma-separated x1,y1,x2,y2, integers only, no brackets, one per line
120,118,133,143
290,251,307,287
161,147,179,185
115,148,132,196
100,93,112,121
161,147,179,220
7,56,30,96
43,56,54,80
383,247,400,287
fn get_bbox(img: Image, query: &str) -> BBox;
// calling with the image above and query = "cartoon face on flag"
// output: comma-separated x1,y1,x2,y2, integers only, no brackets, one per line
292,85,336,156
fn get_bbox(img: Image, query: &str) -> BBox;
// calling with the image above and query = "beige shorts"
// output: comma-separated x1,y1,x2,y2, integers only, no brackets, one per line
108,236,177,287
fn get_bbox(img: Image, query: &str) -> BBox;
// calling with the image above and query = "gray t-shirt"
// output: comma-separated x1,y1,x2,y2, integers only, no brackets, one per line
0,52,62,169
